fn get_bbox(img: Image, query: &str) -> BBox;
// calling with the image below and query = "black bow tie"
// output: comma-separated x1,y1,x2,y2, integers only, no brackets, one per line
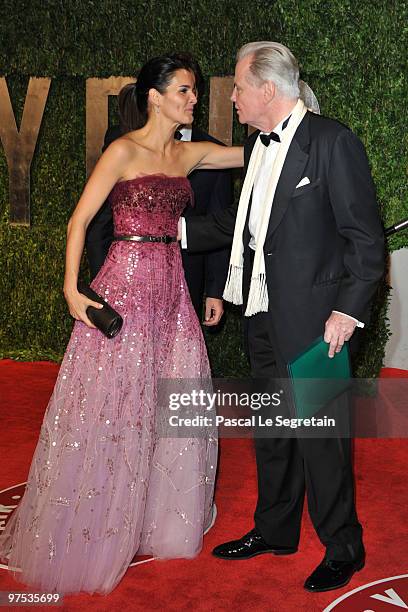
259,115,291,147
174,130,183,141
259,132,280,147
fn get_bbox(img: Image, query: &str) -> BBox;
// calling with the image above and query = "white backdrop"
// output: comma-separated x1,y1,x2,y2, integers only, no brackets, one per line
384,248,408,370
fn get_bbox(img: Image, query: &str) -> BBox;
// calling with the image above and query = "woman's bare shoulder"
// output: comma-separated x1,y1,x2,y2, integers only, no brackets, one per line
106,134,140,152
102,134,145,167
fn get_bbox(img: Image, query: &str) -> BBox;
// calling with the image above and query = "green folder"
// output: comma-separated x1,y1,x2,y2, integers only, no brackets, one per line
287,336,351,419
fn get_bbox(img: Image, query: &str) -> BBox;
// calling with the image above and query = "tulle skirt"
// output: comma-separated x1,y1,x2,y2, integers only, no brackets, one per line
0,243,217,594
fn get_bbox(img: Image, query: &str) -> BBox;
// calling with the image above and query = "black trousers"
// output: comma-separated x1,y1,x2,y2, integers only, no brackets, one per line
247,311,364,562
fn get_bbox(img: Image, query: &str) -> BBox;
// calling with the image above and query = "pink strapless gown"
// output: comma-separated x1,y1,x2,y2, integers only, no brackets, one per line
0,175,217,594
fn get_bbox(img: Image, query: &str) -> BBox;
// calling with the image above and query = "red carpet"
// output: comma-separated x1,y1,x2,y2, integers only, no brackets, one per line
0,359,407,611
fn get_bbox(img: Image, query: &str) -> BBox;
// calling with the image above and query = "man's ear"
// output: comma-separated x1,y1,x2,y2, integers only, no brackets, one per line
263,80,275,103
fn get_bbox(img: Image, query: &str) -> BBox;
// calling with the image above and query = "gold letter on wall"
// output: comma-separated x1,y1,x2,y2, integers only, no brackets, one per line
86,77,134,177
0,77,50,226
208,76,234,145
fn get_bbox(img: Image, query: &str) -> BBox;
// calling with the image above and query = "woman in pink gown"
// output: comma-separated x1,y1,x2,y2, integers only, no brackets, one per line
0,54,243,594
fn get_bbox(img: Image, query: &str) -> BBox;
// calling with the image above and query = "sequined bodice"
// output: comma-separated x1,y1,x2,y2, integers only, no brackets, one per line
110,174,192,236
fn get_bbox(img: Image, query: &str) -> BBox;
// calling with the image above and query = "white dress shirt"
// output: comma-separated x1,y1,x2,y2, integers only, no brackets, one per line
178,126,192,142
249,115,290,250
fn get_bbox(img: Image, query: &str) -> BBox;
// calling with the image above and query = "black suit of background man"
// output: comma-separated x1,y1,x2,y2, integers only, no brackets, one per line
86,125,233,319
186,110,385,564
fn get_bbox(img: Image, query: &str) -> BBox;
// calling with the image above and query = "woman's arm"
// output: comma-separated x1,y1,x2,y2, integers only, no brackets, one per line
63,140,132,327
184,142,244,173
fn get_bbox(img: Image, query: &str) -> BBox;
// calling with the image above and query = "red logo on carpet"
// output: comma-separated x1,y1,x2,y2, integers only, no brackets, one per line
0,483,153,569
324,575,408,611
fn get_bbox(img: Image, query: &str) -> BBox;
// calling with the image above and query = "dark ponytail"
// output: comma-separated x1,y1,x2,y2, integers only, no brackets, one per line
118,83,144,133
119,53,202,133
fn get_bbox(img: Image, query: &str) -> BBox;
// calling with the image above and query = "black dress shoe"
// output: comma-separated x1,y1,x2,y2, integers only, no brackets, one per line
212,528,297,560
304,556,365,592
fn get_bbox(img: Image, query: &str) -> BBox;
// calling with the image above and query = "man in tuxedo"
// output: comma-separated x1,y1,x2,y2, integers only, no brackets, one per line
181,42,384,591
86,54,232,326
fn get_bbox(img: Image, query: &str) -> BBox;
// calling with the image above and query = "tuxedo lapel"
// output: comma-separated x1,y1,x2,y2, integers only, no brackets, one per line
191,126,211,143
266,113,310,240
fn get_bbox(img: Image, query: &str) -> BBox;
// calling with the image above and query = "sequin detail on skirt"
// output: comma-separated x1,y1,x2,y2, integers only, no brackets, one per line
0,175,217,594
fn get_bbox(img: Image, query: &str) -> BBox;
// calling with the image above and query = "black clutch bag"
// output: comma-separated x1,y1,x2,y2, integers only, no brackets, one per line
77,282,123,339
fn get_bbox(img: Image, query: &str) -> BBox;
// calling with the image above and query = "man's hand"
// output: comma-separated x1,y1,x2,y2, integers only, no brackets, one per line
203,297,224,326
324,311,357,358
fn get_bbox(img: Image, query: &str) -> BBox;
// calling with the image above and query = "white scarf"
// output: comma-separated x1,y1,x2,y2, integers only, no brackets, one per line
223,99,307,316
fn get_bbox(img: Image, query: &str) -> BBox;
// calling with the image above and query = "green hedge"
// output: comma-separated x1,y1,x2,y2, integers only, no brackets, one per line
1,0,407,376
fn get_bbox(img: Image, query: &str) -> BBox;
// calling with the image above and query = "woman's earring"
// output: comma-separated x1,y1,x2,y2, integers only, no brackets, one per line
155,106,160,114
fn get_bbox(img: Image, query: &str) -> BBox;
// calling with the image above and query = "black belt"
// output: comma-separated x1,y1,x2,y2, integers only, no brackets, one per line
114,234,177,244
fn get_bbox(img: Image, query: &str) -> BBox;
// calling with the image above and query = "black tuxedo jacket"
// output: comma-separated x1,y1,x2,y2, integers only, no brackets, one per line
85,126,233,316
186,111,385,362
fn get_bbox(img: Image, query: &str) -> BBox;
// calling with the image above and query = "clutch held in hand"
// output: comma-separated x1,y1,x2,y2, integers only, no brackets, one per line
77,282,123,339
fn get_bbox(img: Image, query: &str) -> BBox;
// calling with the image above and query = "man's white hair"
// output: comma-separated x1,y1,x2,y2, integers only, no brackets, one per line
237,41,300,99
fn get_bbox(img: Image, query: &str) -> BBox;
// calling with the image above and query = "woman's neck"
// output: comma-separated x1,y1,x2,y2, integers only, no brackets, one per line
134,118,179,154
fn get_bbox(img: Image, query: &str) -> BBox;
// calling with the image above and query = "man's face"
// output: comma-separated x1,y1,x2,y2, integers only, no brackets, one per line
231,55,267,127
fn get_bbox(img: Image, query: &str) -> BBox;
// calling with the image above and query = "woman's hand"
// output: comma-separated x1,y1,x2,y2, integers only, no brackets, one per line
63,286,104,329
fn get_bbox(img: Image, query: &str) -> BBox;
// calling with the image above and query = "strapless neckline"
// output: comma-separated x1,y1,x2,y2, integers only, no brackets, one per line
114,173,189,189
